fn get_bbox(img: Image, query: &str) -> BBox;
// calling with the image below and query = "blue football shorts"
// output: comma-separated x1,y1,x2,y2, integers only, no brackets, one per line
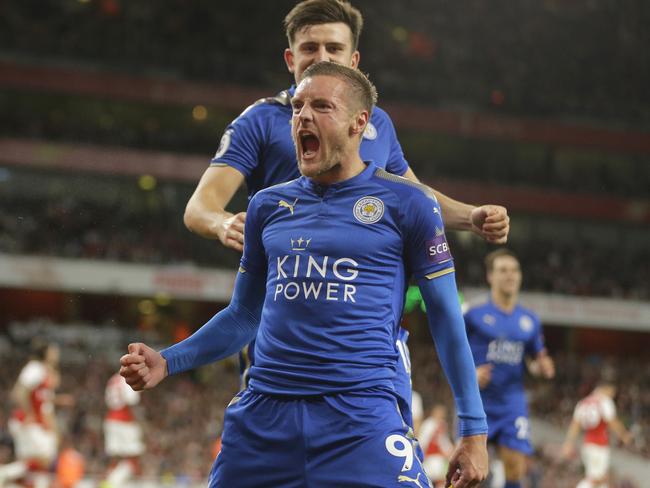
209,386,431,487
485,406,533,456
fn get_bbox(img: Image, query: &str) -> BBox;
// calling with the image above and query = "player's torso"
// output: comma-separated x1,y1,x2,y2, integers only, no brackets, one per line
105,374,136,422
249,169,409,395
423,419,445,455
21,361,55,425
468,304,537,401
576,395,610,445
246,94,399,197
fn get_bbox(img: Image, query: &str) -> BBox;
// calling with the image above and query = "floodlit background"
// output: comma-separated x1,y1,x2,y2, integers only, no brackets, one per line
0,1,649,486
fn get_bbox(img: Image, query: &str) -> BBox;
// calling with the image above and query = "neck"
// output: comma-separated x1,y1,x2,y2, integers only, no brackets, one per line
491,290,517,312
311,153,366,185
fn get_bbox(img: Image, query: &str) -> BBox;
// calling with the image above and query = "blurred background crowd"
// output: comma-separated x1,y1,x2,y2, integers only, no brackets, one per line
1,0,649,486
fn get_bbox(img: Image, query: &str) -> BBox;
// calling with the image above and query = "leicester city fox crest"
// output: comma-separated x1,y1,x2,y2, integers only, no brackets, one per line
353,196,385,224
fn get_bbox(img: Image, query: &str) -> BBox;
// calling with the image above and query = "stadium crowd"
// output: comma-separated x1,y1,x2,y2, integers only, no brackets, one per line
1,320,645,487
2,192,648,300
2,0,648,126
0,321,239,486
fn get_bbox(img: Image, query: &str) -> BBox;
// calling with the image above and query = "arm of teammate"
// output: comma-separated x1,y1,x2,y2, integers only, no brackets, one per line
184,165,246,252
560,418,581,459
419,274,488,488
401,167,509,243
120,270,265,391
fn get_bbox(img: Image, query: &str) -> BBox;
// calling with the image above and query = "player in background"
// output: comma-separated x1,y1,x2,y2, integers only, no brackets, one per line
561,381,633,488
0,341,61,488
122,62,488,488
464,248,555,488
411,389,424,437
184,0,509,445
101,373,144,488
418,404,454,488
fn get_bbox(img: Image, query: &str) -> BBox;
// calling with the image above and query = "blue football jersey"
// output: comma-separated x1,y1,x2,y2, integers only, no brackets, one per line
239,163,455,395
210,86,409,197
464,300,545,412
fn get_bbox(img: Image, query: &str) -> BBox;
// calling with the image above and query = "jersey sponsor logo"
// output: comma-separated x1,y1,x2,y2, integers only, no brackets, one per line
353,196,385,224
483,314,496,326
278,198,298,215
274,254,359,303
425,229,452,264
519,315,533,332
486,339,524,365
290,237,311,251
363,122,378,140
214,129,233,159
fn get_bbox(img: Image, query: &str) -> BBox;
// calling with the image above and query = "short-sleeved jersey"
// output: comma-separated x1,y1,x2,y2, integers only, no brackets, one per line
464,300,545,413
573,392,616,446
419,417,453,457
240,163,454,395
13,360,55,426
211,86,409,197
105,373,140,422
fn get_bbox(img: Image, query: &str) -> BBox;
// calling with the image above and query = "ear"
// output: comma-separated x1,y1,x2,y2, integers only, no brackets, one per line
350,110,369,137
350,50,360,69
284,48,295,74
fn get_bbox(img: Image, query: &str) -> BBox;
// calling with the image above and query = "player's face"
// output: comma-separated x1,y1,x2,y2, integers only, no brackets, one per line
45,344,60,366
488,255,522,297
291,75,361,181
284,23,360,85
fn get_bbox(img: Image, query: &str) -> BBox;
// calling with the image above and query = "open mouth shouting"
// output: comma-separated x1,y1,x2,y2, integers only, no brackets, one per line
298,130,320,160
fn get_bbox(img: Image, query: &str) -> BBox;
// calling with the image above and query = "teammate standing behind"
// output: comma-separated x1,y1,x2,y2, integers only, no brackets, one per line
101,372,145,488
122,62,488,488
561,381,633,488
464,249,555,488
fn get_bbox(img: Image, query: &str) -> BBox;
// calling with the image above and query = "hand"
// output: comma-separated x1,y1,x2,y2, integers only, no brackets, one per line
470,205,509,244
560,442,576,460
120,343,168,391
538,354,555,379
218,212,246,252
476,364,493,389
446,434,488,488
621,431,633,447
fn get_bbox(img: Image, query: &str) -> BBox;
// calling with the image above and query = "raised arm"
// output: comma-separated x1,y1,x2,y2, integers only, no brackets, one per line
120,270,265,391
419,272,488,488
401,167,509,244
184,165,246,251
